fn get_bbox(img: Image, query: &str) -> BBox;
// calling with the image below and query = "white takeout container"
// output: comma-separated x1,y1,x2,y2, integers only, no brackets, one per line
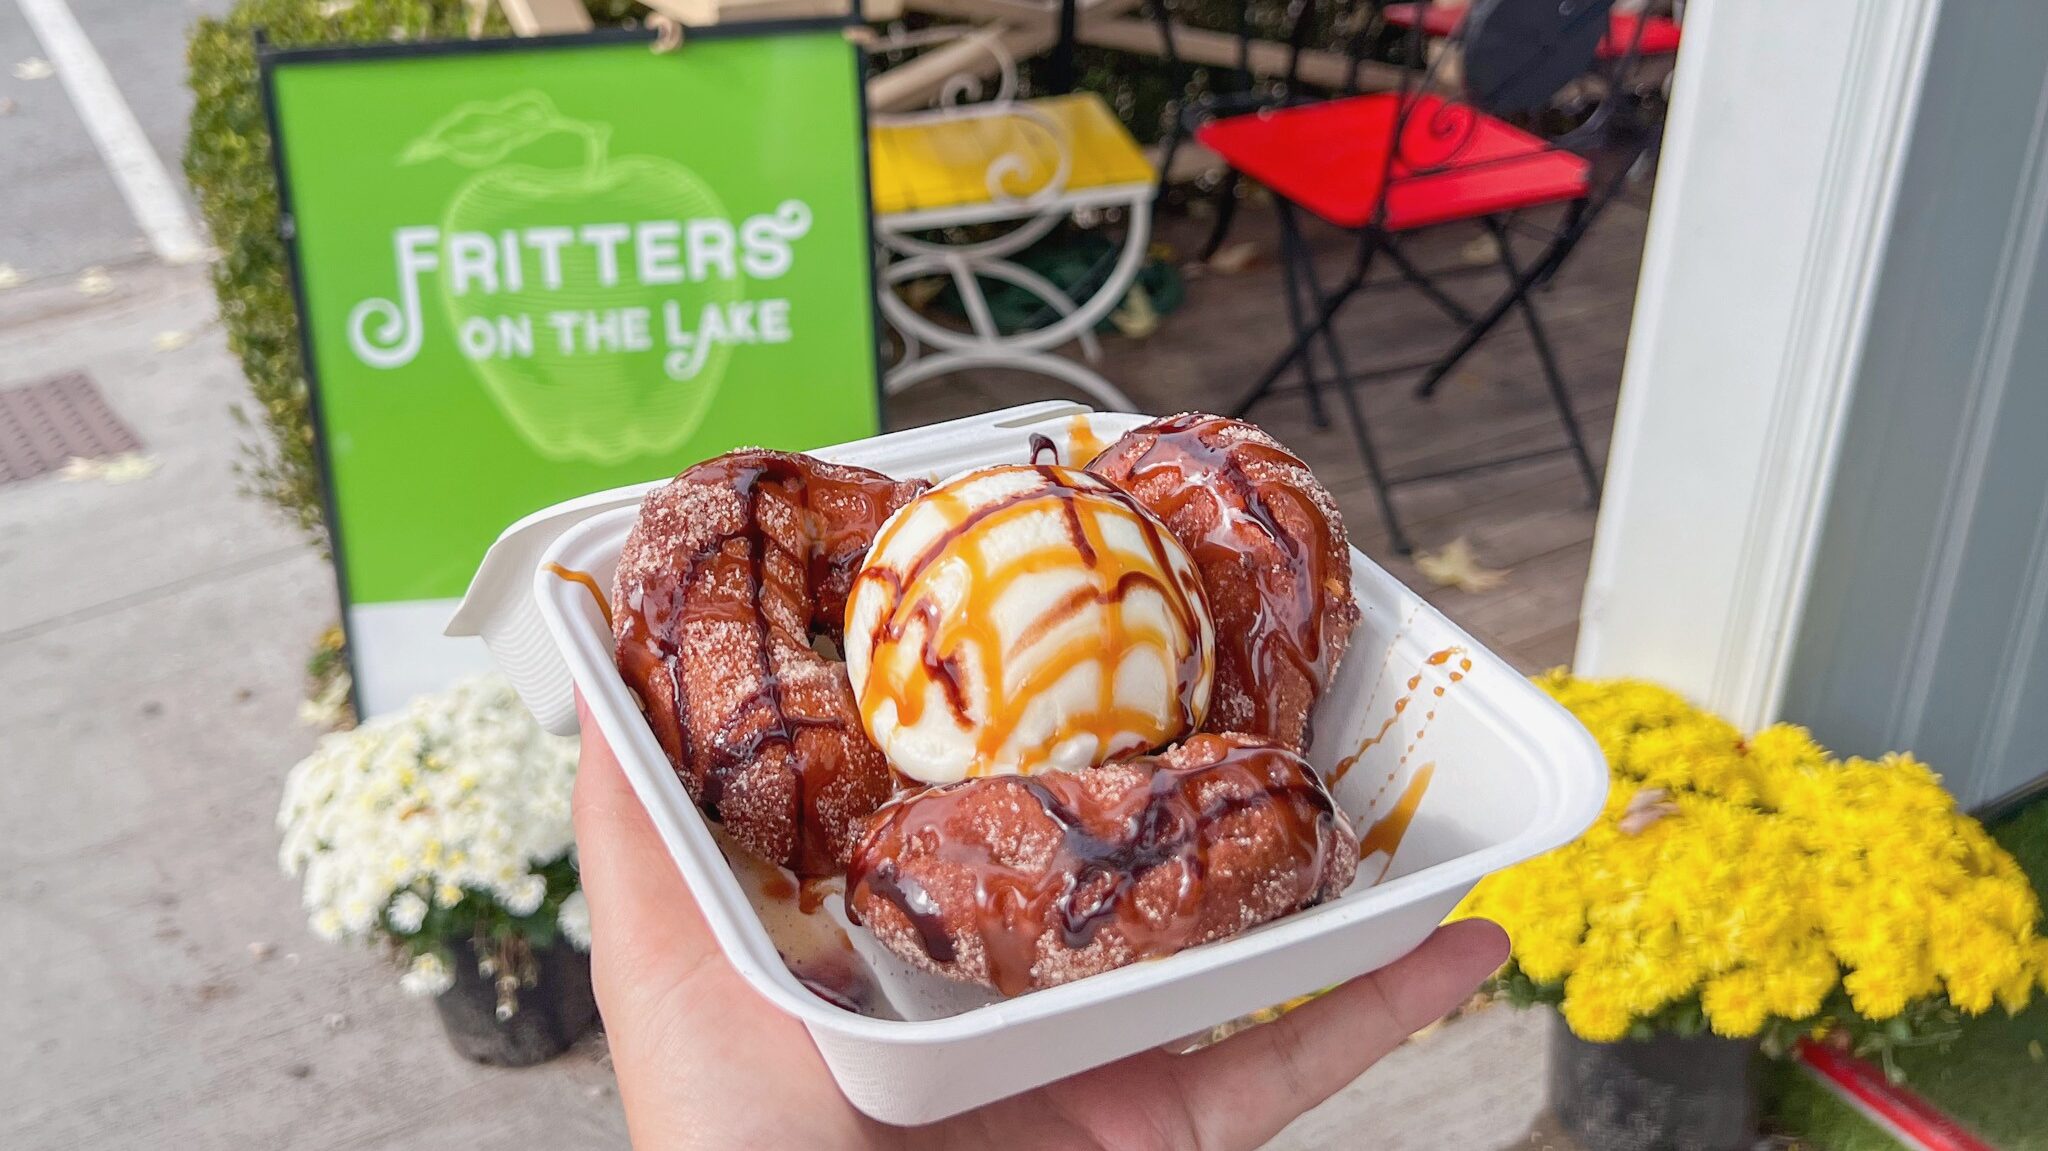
449,401,1607,1124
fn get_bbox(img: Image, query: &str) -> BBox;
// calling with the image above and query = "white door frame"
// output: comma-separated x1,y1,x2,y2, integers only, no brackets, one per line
1573,0,1945,730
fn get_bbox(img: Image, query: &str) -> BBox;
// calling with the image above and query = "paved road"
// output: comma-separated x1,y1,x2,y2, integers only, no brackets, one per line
2,0,229,280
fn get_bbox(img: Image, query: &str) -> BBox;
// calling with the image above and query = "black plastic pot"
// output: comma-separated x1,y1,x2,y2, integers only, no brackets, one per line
433,936,597,1067
1548,1014,1761,1151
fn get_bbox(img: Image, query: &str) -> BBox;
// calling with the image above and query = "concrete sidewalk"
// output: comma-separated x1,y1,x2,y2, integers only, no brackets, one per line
0,261,1552,1149
0,261,627,1149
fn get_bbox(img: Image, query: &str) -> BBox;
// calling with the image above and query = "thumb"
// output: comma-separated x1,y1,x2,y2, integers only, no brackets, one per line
571,691,721,982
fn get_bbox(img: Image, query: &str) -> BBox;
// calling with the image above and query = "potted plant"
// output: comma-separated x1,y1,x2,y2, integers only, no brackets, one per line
1456,673,2048,1151
278,675,597,1066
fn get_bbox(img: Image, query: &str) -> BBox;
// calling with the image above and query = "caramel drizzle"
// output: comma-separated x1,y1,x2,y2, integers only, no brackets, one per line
1357,763,1435,883
1328,647,1468,788
614,452,918,874
848,737,1343,996
1090,413,1342,750
797,876,836,915
852,465,1211,776
545,562,612,628
1067,414,1108,467
1024,414,1109,468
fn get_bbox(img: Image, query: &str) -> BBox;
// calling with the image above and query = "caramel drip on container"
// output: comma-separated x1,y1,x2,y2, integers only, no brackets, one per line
1358,763,1435,883
1024,416,1109,468
847,737,1346,996
545,562,613,628
1066,414,1108,467
1328,647,1466,787
853,466,1211,776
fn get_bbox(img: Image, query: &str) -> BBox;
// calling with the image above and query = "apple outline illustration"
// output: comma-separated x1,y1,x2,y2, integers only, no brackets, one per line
401,91,742,464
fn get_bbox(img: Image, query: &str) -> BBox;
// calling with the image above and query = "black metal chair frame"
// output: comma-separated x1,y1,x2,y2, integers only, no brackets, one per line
1170,0,1666,553
1148,0,1384,265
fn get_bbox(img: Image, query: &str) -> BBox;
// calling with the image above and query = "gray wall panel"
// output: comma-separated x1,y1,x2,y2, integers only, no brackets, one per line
1782,0,2048,810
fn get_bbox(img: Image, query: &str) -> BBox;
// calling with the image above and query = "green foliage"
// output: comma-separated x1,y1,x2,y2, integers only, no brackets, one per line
390,853,582,960
183,0,642,543
1765,796,2048,1149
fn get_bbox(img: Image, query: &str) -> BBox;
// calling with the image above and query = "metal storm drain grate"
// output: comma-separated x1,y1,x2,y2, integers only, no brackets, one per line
0,372,144,485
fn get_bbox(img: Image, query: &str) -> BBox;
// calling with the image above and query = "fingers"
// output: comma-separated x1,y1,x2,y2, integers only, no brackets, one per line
1168,918,1509,1151
571,692,720,978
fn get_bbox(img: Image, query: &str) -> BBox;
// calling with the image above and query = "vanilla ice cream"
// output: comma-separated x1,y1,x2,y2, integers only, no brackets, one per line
843,465,1214,784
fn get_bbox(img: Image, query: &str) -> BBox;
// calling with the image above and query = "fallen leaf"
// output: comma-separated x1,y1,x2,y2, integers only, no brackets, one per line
1206,241,1259,275
1109,282,1158,339
153,329,192,351
13,57,53,81
1618,787,1681,835
75,266,113,296
0,264,20,289
0,97,17,116
248,941,276,962
1461,233,1502,266
900,276,945,312
1413,536,1509,593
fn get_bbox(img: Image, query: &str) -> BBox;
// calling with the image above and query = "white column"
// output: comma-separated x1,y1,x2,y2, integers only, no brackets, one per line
1573,0,1944,729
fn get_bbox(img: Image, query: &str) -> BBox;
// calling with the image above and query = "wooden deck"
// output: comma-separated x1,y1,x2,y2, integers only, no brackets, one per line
886,196,1651,673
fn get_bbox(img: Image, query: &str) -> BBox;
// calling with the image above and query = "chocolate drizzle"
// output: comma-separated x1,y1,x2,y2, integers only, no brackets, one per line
1089,414,1357,752
849,465,1213,773
845,734,1355,996
613,450,925,875
860,863,957,963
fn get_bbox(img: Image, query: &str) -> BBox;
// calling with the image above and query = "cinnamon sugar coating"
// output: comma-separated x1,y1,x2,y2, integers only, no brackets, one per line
612,450,927,876
1089,414,1361,754
845,733,1359,995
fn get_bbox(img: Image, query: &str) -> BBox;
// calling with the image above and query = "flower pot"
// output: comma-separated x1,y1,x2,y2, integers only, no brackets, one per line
434,936,597,1067
1548,1013,1761,1151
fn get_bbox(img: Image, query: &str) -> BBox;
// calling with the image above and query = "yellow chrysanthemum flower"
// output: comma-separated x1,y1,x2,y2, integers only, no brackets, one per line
1458,674,2047,1043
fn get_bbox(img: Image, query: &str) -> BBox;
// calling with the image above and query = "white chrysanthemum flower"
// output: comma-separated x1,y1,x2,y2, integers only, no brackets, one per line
276,675,582,992
559,891,591,951
399,951,455,997
503,874,547,917
388,890,429,934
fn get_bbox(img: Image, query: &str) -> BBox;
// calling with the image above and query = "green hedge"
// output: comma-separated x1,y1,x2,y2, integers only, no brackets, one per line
183,0,642,545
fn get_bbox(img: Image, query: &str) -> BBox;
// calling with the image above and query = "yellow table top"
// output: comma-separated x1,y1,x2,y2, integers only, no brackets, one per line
869,92,1156,219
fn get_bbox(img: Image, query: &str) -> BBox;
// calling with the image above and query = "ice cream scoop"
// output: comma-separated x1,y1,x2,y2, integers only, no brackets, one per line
844,464,1214,784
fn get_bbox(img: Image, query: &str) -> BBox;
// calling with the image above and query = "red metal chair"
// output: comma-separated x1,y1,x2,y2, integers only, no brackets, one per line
1149,0,1386,267
1190,0,1659,552
1383,2,1682,59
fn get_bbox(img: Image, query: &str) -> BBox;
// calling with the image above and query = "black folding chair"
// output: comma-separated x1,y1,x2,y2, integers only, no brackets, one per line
1148,0,1385,266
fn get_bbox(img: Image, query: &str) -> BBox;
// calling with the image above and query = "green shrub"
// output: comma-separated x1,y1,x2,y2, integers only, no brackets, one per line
184,0,642,544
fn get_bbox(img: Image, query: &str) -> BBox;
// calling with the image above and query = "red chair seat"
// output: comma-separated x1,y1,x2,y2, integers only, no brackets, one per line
1196,93,1591,231
1383,4,1683,59
1603,12,1682,57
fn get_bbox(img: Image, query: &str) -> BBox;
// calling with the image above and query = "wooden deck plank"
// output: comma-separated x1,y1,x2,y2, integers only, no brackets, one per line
885,194,1650,675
